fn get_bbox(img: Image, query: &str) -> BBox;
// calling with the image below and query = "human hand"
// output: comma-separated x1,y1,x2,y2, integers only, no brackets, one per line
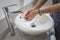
24,9,39,21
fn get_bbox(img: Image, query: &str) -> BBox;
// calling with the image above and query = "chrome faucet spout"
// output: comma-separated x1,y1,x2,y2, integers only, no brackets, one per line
2,4,18,36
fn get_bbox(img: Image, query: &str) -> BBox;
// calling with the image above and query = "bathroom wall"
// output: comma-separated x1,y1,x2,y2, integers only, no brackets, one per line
0,0,24,20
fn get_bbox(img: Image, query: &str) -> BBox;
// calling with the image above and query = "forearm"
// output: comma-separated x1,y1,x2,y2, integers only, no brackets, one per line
40,3,60,13
33,0,48,10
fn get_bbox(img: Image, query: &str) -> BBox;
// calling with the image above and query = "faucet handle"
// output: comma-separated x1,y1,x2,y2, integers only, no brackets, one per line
11,11,24,14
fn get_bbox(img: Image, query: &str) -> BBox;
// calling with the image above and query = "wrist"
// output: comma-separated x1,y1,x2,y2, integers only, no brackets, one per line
38,9,44,15
32,7,40,10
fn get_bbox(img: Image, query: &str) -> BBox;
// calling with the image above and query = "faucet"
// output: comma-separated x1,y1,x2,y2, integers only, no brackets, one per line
2,4,23,36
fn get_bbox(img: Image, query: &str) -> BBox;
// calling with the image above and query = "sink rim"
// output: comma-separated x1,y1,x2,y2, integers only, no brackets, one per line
15,13,54,35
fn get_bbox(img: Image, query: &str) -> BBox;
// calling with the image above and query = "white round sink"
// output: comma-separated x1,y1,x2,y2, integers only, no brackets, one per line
15,12,54,35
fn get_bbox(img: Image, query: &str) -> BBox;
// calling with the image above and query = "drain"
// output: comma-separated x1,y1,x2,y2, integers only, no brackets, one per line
20,16,22,19
31,23,36,27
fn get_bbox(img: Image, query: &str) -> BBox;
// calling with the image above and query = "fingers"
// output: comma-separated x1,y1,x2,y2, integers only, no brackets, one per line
25,13,31,20
24,11,36,21
25,15,30,20
25,11,30,16
25,14,33,21
25,12,36,21
24,11,30,20
24,9,38,21
24,11,33,21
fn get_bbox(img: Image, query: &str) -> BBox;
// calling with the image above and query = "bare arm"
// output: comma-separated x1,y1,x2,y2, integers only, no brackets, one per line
40,3,60,13
33,0,48,10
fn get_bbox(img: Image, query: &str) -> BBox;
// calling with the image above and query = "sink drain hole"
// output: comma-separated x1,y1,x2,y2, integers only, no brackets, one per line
20,16,22,19
31,23,36,27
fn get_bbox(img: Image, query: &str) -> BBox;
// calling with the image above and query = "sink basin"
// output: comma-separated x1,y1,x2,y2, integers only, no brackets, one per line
15,12,54,35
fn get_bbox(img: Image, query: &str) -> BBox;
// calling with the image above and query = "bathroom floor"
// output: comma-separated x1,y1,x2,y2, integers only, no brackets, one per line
3,28,48,40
